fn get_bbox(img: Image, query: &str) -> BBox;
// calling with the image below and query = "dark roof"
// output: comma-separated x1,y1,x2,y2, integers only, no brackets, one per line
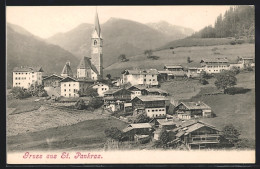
132,95,169,102
104,88,131,95
177,101,211,110
59,76,95,83
43,74,64,80
13,66,44,72
201,58,229,63
122,69,159,75
61,62,73,76
127,85,148,91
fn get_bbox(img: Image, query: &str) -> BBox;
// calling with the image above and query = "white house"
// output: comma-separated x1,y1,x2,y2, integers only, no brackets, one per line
200,58,230,74
121,69,159,86
60,77,94,97
92,83,109,97
13,66,44,89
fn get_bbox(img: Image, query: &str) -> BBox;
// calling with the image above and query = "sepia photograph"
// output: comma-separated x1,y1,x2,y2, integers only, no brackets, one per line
6,5,255,164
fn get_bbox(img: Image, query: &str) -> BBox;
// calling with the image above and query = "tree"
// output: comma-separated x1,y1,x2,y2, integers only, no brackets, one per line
88,97,103,109
104,127,123,141
118,54,129,62
75,99,86,110
222,124,240,145
214,70,237,93
28,84,48,97
159,129,170,148
231,66,240,75
106,74,111,80
144,50,153,58
133,114,151,123
10,87,31,99
78,87,98,97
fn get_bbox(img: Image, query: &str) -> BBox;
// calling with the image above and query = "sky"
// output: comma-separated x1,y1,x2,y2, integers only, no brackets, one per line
6,6,232,39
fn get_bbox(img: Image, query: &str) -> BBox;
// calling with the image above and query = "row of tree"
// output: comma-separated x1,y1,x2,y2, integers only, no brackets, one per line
191,6,255,38
10,84,48,99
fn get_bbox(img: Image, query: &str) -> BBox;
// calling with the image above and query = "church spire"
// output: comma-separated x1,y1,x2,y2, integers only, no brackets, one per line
94,7,101,38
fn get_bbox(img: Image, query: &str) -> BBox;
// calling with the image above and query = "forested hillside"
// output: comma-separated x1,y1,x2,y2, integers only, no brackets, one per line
191,6,254,38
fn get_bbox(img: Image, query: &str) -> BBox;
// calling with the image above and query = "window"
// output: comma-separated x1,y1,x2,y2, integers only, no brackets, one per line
148,110,150,112
69,89,71,91
69,94,71,97
155,109,158,112
152,75,154,77
153,79,155,81
144,79,146,82
94,40,97,45
64,89,66,92
69,84,70,87
15,77,17,80
64,84,66,87
149,79,151,81
65,94,66,96
32,75,34,78
152,110,154,112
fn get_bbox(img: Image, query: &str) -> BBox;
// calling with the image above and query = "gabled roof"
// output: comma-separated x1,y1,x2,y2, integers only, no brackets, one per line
43,74,64,80
177,101,211,110
77,57,99,75
61,62,73,76
241,57,254,60
146,88,169,94
201,58,229,63
128,123,152,128
127,85,148,91
104,88,131,95
164,64,183,69
13,66,44,72
60,76,95,83
122,69,159,75
132,95,169,102
157,119,176,126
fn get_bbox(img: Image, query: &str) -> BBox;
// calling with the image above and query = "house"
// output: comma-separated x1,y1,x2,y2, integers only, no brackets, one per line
42,74,64,87
200,58,230,74
149,118,177,130
60,76,95,97
131,96,169,118
175,101,212,119
127,85,148,99
159,65,186,80
238,57,254,68
61,61,73,77
122,123,153,141
91,83,109,97
111,77,122,87
13,66,44,89
121,69,159,86
103,88,132,112
175,121,221,149
186,62,204,78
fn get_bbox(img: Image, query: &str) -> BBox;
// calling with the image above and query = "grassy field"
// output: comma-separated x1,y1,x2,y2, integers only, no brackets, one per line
7,118,128,151
105,43,254,78
162,71,255,145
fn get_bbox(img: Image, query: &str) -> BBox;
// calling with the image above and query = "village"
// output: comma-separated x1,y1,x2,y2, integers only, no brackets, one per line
8,10,255,151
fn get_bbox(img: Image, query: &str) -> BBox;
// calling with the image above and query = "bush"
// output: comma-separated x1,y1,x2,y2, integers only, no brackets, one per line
10,87,31,99
75,99,86,110
246,66,253,71
225,87,251,95
236,39,244,44
28,84,48,97
230,41,236,45
88,97,103,109
104,127,123,141
138,136,151,144
231,66,240,75
199,78,208,85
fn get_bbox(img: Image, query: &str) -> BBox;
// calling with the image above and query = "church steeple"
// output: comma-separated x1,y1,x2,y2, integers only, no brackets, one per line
94,8,101,38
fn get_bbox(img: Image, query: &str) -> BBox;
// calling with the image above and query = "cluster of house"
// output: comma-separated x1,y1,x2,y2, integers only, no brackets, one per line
122,119,221,149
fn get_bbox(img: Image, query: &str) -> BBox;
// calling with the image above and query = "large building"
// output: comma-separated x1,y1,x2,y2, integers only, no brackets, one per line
200,58,230,74
13,66,44,89
60,76,94,97
77,10,103,80
122,69,159,86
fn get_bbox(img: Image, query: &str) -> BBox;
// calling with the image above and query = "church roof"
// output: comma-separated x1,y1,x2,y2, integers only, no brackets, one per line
94,10,101,38
61,62,73,76
77,56,99,75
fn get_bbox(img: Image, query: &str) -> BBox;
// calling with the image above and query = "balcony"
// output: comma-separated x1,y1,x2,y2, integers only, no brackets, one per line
189,134,220,144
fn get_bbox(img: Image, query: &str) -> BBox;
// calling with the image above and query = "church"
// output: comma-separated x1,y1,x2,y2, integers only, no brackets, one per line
77,10,103,81
59,10,104,97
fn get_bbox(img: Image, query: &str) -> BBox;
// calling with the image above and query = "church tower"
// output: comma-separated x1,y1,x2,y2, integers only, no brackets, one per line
90,9,103,80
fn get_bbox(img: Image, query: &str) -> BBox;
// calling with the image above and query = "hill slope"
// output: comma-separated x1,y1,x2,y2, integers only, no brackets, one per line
147,21,194,39
47,18,189,67
7,25,79,88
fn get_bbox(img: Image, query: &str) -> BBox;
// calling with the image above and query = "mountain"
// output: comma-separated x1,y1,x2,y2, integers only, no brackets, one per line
146,21,194,38
7,24,79,88
47,18,190,68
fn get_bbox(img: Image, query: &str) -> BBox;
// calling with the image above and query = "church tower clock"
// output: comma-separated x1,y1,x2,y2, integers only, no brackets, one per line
91,9,103,80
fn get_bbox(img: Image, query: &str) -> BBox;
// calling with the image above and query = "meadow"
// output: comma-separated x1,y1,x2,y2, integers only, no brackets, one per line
104,43,255,78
